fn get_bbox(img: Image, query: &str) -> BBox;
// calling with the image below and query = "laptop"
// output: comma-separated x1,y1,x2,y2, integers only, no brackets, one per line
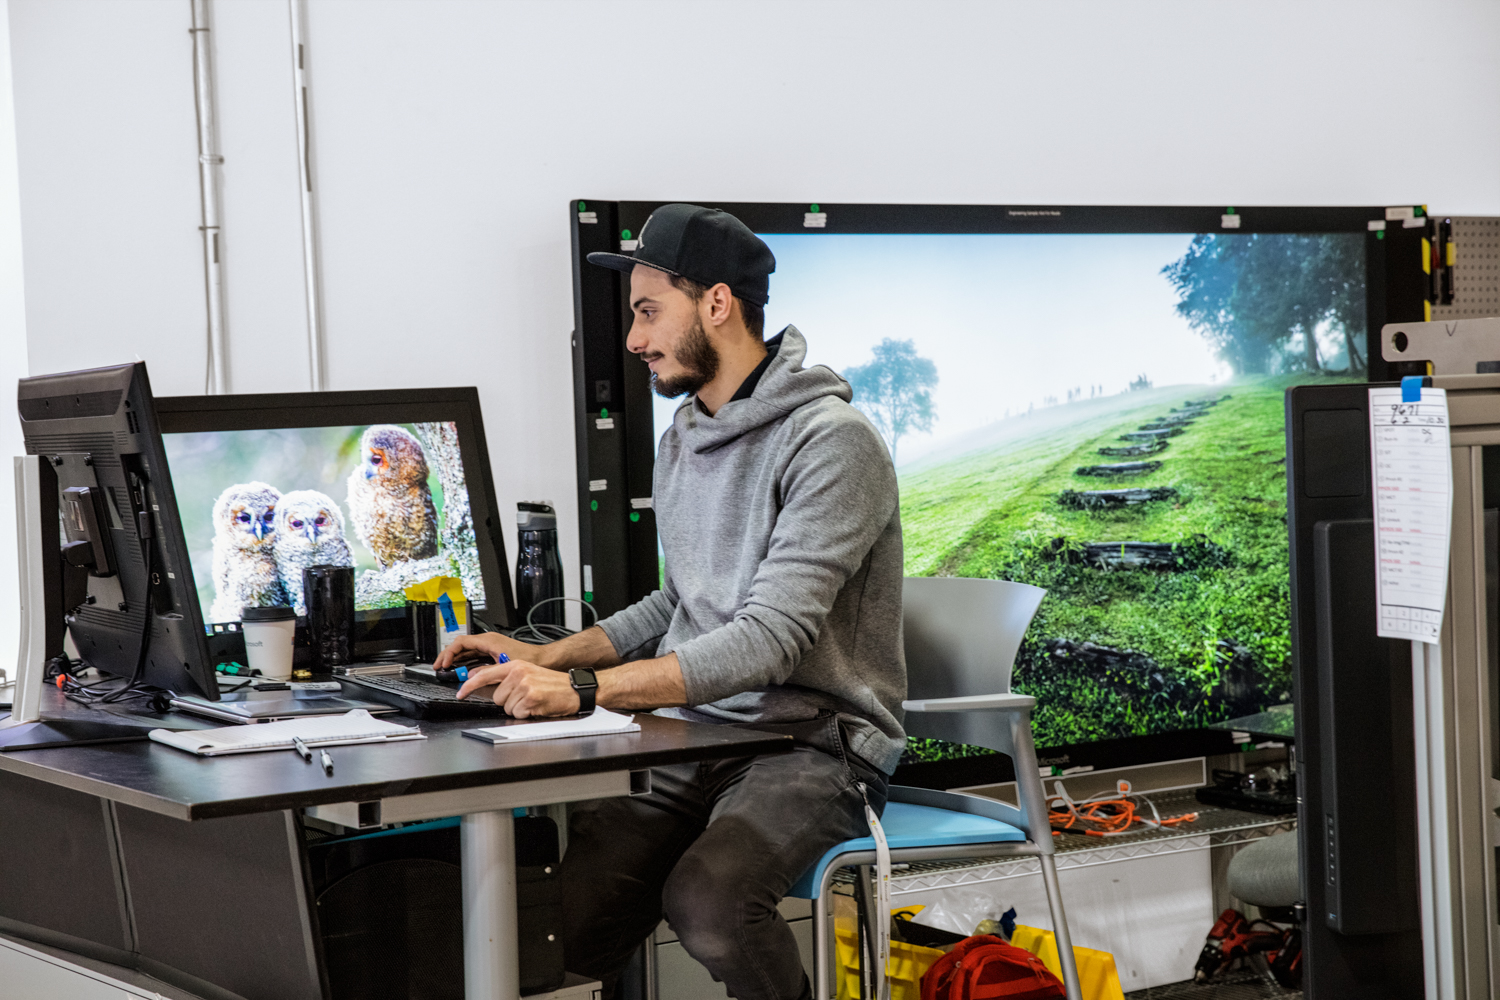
170,689,401,725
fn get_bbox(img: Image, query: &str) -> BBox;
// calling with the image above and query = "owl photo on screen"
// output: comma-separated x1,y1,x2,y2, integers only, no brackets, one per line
275,490,355,616
347,425,439,569
209,482,287,622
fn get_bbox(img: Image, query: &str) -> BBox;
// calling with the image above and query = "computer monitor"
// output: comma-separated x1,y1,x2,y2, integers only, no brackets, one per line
16,362,219,702
571,202,1431,785
153,387,519,656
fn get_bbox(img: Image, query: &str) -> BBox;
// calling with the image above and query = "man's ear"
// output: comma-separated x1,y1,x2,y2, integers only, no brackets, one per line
702,283,735,330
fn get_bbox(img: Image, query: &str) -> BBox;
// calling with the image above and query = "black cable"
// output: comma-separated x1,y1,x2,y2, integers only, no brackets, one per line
508,596,598,645
103,509,157,704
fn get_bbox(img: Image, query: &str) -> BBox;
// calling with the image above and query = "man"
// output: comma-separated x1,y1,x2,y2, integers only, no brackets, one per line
437,203,905,1000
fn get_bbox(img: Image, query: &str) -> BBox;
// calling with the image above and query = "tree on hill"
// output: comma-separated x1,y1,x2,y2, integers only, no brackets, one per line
844,338,937,465
1162,233,1367,375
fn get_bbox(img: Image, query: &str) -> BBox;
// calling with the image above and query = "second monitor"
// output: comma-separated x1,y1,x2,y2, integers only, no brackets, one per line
155,387,519,652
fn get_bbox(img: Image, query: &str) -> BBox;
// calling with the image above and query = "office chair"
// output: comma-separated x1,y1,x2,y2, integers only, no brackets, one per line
787,576,1083,1000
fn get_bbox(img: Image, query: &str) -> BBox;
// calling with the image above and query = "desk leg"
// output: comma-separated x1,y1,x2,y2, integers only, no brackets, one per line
462,809,519,1000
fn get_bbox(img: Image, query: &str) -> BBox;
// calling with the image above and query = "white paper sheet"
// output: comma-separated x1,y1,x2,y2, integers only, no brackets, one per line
149,709,424,756
471,707,638,743
1369,385,1453,642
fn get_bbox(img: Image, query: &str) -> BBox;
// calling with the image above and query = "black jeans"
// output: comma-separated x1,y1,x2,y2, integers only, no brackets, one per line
558,714,889,1000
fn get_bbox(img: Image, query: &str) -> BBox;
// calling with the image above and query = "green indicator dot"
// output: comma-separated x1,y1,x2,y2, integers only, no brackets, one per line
1225,207,1236,215
629,511,640,522
1414,206,1426,217
810,203,820,213
583,591,593,602
590,500,598,511
1377,230,1385,240
578,201,587,211
599,407,608,418
621,229,632,239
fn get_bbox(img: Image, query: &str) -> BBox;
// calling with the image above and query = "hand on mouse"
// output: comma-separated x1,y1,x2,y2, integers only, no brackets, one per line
435,632,557,671
455,657,582,718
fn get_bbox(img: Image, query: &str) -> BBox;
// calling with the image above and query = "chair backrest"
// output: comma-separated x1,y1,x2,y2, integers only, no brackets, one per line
902,576,1046,702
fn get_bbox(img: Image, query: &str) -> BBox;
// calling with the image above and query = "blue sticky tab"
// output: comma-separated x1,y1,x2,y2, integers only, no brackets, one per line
438,592,458,632
1402,376,1423,402
454,665,468,683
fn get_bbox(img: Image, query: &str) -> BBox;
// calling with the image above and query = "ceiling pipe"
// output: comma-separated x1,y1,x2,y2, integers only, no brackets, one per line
189,0,228,395
289,0,327,392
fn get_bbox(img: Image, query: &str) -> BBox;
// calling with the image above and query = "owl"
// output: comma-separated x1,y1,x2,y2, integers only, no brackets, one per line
209,482,287,622
274,490,355,616
346,424,439,569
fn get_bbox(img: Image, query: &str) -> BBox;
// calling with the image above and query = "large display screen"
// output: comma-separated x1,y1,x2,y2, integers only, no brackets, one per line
162,421,486,623
651,231,1366,759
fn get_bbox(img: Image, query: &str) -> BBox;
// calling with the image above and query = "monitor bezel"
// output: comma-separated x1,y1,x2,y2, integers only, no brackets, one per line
574,200,1429,785
154,386,520,644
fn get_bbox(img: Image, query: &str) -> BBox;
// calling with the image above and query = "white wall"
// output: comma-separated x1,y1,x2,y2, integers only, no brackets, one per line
0,0,28,668
4,0,1500,645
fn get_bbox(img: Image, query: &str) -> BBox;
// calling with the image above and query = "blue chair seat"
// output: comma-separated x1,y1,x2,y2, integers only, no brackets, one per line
787,801,1025,899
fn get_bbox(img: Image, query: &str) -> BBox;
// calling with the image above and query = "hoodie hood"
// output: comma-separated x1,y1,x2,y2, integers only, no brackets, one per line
673,325,852,454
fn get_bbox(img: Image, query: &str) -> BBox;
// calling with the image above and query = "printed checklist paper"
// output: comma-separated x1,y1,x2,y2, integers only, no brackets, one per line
1369,385,1453,642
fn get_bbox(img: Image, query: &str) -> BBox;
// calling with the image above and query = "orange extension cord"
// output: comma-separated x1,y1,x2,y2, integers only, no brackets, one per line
1047,782,1199,837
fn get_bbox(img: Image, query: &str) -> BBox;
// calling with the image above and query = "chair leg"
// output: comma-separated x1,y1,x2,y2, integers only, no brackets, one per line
1040,853,1083,1000
812,885,833,1000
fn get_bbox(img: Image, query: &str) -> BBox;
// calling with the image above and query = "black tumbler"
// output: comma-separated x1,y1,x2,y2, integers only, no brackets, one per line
303,565,355,671
516,502,564,626
407,600,439,663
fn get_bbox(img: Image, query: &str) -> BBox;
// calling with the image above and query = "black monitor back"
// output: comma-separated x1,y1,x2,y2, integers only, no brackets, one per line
18,362,218,701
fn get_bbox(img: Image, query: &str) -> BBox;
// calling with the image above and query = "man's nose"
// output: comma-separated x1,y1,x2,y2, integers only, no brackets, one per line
625,326,648,355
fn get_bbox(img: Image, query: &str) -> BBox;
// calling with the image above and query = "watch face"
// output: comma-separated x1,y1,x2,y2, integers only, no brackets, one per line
571,668,598,689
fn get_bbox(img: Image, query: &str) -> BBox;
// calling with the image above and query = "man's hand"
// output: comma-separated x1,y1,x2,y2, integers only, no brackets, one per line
436,632,558,671
455,658,581,718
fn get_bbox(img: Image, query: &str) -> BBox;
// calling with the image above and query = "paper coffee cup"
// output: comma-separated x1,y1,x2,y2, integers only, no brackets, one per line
241,606,297,680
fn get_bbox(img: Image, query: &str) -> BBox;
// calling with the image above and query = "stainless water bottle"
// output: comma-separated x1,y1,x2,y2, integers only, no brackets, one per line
515,502,564,627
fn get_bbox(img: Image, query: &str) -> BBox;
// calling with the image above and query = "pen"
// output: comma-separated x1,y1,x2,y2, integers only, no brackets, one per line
292,736,312,762
320,749,334,775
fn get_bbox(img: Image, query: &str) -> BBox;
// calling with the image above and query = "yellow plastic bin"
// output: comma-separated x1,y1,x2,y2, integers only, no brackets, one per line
833,901,946,1000
1009,925,1126,1000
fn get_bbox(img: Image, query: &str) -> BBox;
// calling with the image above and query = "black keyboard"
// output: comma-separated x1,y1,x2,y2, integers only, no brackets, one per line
341,673,508,719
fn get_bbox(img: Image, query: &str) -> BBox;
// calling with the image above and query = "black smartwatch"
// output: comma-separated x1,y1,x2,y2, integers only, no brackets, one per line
569,668,599,715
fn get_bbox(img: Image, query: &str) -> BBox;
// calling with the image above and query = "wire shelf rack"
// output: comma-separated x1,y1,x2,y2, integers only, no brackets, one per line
836,791,1294,895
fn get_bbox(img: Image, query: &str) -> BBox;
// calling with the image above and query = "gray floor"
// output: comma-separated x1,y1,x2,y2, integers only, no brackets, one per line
1125,969,1300,999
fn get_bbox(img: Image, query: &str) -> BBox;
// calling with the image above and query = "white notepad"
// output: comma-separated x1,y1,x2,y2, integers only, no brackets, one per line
149,709,425,756
463,708,639,744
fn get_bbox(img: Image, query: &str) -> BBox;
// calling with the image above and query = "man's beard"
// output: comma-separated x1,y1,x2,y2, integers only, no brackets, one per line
650,316,720,399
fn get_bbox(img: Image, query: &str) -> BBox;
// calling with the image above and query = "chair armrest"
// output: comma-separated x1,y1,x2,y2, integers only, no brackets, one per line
902,693,1036,712
889,784,1027,831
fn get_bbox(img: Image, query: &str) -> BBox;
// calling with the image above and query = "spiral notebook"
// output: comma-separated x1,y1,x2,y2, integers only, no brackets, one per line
462,708,638,744
149,709,425,756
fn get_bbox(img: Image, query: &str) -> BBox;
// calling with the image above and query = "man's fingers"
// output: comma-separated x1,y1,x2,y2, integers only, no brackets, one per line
435,634,484,670
456,661,513,699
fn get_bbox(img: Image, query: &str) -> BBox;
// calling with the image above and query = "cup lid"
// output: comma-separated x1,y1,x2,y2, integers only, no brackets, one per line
241,605,297,622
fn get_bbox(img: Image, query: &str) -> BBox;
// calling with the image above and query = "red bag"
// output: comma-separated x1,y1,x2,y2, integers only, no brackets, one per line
920,934,1066,1000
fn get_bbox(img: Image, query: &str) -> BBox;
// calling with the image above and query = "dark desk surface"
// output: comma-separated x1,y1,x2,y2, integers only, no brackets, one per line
0,687,791,821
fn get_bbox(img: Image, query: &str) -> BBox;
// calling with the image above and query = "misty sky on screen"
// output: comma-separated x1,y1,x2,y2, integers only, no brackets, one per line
652,232,1230,465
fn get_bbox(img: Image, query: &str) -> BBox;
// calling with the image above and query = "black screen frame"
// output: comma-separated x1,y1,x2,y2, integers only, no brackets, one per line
572,200,1430,785
154,386,520,647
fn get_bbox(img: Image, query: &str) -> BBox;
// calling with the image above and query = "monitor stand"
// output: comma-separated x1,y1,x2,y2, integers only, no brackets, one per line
0,719,152,752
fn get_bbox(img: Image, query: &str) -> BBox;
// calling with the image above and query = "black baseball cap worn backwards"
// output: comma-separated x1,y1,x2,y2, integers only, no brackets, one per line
586,203,776,306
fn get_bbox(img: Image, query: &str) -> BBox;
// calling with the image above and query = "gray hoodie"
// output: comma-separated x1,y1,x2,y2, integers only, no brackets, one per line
597,326,908,773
